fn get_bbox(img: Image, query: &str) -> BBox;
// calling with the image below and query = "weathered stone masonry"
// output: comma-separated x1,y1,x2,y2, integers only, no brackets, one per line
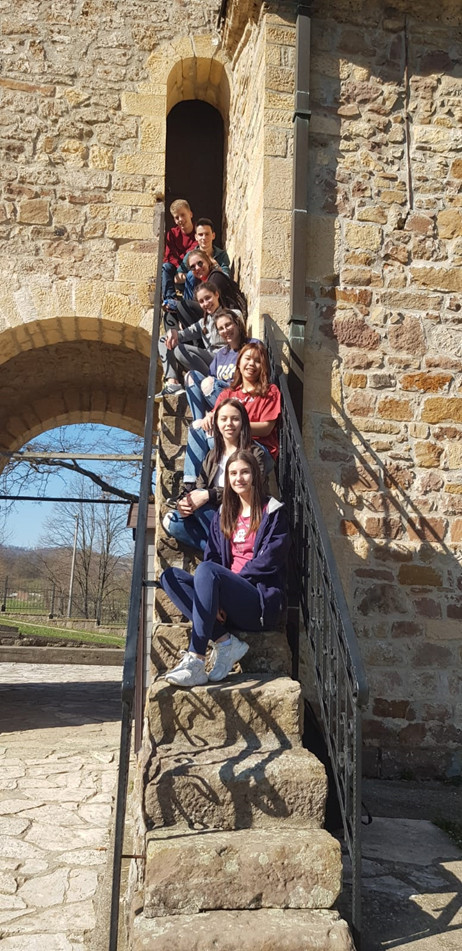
302,0,462,776
0,0,461,775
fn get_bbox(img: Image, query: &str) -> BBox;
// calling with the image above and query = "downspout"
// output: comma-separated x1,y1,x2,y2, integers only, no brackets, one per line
289,3,311,426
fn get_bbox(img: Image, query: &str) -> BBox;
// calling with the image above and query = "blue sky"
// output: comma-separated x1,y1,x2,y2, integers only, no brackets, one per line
1,424,144,549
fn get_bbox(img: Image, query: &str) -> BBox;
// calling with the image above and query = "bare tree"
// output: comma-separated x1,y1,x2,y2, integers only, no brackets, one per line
0,424,146,509
40,477,132,621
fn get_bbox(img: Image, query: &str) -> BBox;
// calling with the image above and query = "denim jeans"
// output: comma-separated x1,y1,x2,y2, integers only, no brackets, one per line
183,270,197,301
164,504,215,553
160,561,263,655
183,425,214,482
162,261,177,299
185,370,229,421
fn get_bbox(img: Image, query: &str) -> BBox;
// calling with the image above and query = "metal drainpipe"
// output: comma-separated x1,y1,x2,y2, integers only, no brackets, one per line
289,2,311,425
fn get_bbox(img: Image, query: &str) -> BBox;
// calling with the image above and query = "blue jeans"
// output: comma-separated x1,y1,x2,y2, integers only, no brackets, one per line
183,270,198,301
162,261,177,299
183,425,214,482
186,370,229,421
160,561,263,655
183,425,274,483
164,504,215,553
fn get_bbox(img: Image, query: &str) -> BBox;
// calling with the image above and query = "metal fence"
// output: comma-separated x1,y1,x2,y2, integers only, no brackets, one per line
264,316,369,947
0,577,129,626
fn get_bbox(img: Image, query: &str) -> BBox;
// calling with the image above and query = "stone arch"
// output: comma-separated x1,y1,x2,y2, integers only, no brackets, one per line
0,319,152,457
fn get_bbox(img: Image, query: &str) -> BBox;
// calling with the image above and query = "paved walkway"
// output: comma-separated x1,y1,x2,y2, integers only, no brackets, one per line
0,662,122,951
1,663,461,951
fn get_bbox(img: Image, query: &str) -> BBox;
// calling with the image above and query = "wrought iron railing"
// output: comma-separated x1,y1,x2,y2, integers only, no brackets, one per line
108,206,164,951
264,315,369,948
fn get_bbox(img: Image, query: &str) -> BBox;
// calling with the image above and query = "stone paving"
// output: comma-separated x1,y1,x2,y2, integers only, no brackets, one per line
0,662,122,951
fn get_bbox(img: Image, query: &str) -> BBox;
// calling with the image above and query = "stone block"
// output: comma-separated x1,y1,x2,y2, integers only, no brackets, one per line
107,222,154,241
421,398,462,424
144,828,341,916
17,199,50,224
132,908,354,951
116,251,155,283
143,744,327,832
151,623,292,677
411,266,462,294
121,92,165,116
115,152,165,177
147,676,303,751
89,145,114,170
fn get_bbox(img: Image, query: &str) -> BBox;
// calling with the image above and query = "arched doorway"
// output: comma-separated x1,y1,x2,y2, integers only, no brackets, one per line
165,100,225,245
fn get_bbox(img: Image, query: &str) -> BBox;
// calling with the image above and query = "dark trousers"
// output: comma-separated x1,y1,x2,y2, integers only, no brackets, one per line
160,562,262,655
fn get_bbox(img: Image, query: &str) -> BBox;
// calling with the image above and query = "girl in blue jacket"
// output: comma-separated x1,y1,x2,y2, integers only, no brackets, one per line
160,449,290,688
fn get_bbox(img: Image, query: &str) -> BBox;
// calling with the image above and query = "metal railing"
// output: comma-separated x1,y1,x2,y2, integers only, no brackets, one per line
264,315,369,948
108,206,164,951
0,577,129,625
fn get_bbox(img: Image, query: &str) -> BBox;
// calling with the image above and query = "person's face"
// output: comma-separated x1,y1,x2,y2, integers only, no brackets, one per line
195,225,215,250
228,459,253,496
217,405,242,443
216,314,240,348
189,255,209,280
239,348,261,384
173,206,193,231
196,288,220,314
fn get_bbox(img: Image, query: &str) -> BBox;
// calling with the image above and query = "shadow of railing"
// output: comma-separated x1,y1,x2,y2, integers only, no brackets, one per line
264,314,369,947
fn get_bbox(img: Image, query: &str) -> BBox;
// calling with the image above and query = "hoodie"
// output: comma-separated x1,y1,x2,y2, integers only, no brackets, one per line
204,497,290,627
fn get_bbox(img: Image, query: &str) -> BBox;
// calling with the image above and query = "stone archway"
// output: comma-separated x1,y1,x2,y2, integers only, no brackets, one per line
0,320,152,458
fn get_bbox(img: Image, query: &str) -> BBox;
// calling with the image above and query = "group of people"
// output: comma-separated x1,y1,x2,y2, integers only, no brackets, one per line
156,198,290,689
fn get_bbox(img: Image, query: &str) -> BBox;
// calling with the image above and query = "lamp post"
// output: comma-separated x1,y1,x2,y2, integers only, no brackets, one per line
67,514,79,619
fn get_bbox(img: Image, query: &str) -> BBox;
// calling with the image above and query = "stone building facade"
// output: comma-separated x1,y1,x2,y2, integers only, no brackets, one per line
0,0,460,776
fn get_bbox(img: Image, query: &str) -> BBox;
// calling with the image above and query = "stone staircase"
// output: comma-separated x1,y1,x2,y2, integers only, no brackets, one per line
128,393,354,950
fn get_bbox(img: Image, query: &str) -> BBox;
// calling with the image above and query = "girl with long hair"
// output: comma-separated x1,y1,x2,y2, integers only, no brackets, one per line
160,449,290,687
163,399,267,552
185,308,255,421
175,341,281,493
156,282,234,399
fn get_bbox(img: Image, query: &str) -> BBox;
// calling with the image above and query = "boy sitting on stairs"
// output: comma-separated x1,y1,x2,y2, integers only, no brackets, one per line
158,449,290,687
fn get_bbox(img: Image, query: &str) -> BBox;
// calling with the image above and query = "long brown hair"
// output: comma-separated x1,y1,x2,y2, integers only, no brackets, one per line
230,341,271,396
211,399,252,467
214,308,248,350
220,449,264,539
195,280,221,332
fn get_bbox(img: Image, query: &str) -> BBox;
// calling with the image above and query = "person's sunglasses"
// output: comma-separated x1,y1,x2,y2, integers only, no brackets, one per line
190,262,205,270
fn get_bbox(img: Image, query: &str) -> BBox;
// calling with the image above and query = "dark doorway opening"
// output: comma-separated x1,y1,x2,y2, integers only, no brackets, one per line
165,100,225,245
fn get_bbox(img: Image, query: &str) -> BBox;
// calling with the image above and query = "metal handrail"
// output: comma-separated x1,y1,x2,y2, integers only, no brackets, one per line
264,314,369,948
108,206,165,951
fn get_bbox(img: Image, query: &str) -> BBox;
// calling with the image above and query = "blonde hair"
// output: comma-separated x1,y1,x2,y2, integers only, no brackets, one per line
170,198,191,215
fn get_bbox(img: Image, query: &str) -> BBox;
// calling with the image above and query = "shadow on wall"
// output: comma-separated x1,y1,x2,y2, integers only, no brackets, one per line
280,4,462,780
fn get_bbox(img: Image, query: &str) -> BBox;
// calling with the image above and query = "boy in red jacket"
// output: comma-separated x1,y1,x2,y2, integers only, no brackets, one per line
162,199,196,307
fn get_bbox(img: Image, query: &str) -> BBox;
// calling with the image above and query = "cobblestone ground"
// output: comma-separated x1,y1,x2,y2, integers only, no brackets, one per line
0,662,122,951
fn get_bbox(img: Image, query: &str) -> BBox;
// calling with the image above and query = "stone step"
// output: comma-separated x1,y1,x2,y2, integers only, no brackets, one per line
143,744,327,831
143,827,342,917
151,622,292,677
132,908,354,951
157,416,191,472
148,675,303,751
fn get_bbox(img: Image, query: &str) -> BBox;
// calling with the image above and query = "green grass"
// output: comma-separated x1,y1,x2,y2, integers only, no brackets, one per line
433,818,462,851
0,616,125,648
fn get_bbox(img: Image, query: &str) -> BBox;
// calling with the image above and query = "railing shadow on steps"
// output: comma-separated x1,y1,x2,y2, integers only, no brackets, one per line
108,205,165,951
264,314,369,949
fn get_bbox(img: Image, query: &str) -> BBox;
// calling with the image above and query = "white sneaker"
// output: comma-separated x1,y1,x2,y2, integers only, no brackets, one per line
208,635,249,682
165,651,208,687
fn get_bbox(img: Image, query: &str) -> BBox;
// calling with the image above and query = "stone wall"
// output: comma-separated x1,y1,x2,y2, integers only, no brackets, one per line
1,0,460,774
302,0,462,777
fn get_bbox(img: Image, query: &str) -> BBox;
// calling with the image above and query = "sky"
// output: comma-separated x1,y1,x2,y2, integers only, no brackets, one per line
1,424,145,550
